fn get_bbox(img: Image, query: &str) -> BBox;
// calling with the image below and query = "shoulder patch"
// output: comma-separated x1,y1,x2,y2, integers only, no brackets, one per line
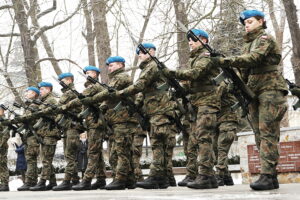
261,35,268,39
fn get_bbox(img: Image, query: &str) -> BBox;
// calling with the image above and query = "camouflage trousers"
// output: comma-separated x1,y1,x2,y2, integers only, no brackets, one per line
63,128,80,181
40,137,57,182
185,128,199,178
109,123,137,181
132,129,147,181
24,136,40,184
213,121,237,176
249,90,287,174
191,106,218,176
83,127,105,181
149,121,176,177
94,152,106,180
0,146,9,185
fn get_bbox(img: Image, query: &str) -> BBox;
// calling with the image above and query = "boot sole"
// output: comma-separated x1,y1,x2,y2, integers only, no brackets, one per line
250,185,275,190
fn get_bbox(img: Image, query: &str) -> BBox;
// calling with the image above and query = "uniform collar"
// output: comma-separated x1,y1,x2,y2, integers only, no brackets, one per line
243,26,265,42
190,46,206,58
139,57,152,70
108,67,125,79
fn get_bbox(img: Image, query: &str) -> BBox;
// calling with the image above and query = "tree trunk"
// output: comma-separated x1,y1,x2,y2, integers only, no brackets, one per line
91,0,111,83
12,0,38,86
82,0,96,66
172,0,190,69
282,0,300,85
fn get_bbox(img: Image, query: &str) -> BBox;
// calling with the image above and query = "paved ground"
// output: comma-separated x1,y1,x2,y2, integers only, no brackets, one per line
1,183,300,200
2,174,300,200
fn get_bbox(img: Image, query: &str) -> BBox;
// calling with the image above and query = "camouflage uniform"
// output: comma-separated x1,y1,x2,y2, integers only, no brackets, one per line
75,80,106,185
0,116,10,188
213,83,238,181
166,45,220,189
56,83,81,183
37,92,60,183
132,127,147,181
117,58,177,188
227,26,288,175
104,68,139,188
23,101,40,186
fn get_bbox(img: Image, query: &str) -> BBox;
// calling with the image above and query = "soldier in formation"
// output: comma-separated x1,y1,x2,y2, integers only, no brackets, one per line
0,8,294,192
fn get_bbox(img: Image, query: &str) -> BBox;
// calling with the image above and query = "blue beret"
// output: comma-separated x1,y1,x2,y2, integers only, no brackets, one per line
26,87,40,95
240,10,265,25
83,66,101,74
136,43,156,55
38,82,53,88
58,72,74,81
106,56,125,65
188,29,209,40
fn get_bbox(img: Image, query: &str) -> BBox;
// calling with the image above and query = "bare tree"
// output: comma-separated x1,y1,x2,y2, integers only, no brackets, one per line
91,0,111,83
281,0,300,85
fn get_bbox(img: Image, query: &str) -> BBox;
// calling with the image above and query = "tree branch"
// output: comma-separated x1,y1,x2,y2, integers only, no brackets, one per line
0,33,20,37
32,0,82,43
37,0,57,19
0,5,13,10
34,57,82,70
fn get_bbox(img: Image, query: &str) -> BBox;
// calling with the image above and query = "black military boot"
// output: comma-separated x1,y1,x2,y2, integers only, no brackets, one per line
71,179,80,186
72,179,91,190
178,176,195,187
17,182,36,191
272,174,279,189
0,184,9,192
168,176,177,187
187,175,218,189
91,179,106,190
216,175,225,186
45,181,57,190
105,179,126,190
52,180,72,191
136,176,169,189
30,179,46,191
224,175,234,186
250,174,275,190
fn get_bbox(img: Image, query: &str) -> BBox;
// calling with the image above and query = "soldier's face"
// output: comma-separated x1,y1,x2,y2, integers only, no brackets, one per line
0,109,4,116
108,62,123,73
138,49,155,62
86,70,98,79
61,77,73,85
39,87,51,97
189,38,202,50
25,90,38,99
244,17,263,32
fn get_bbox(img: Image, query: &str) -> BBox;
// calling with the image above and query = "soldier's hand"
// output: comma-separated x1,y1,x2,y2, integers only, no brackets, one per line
162,67,175,78
80,96,94,105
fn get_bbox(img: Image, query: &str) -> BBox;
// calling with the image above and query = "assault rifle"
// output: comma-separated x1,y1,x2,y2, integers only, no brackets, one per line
78,71,151,131
53,77,113,135
186,30,256,117
12,102,44,144
286,79,300,110
137,44,196,124
0,104,23,140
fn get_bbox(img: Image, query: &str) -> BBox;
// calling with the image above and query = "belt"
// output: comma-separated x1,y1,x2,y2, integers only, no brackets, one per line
190,85,215,93
145,89,167,98
250,65,277,74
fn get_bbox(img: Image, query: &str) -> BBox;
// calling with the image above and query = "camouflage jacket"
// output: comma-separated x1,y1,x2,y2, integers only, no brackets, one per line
174,46,220,110
121,58,176,125
104,68,138,125
229,26,288,95
0,116,10,148
36,92,60,138
82,80,106,129
56,83,81,129
217,83,238,124
23,100,40,145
